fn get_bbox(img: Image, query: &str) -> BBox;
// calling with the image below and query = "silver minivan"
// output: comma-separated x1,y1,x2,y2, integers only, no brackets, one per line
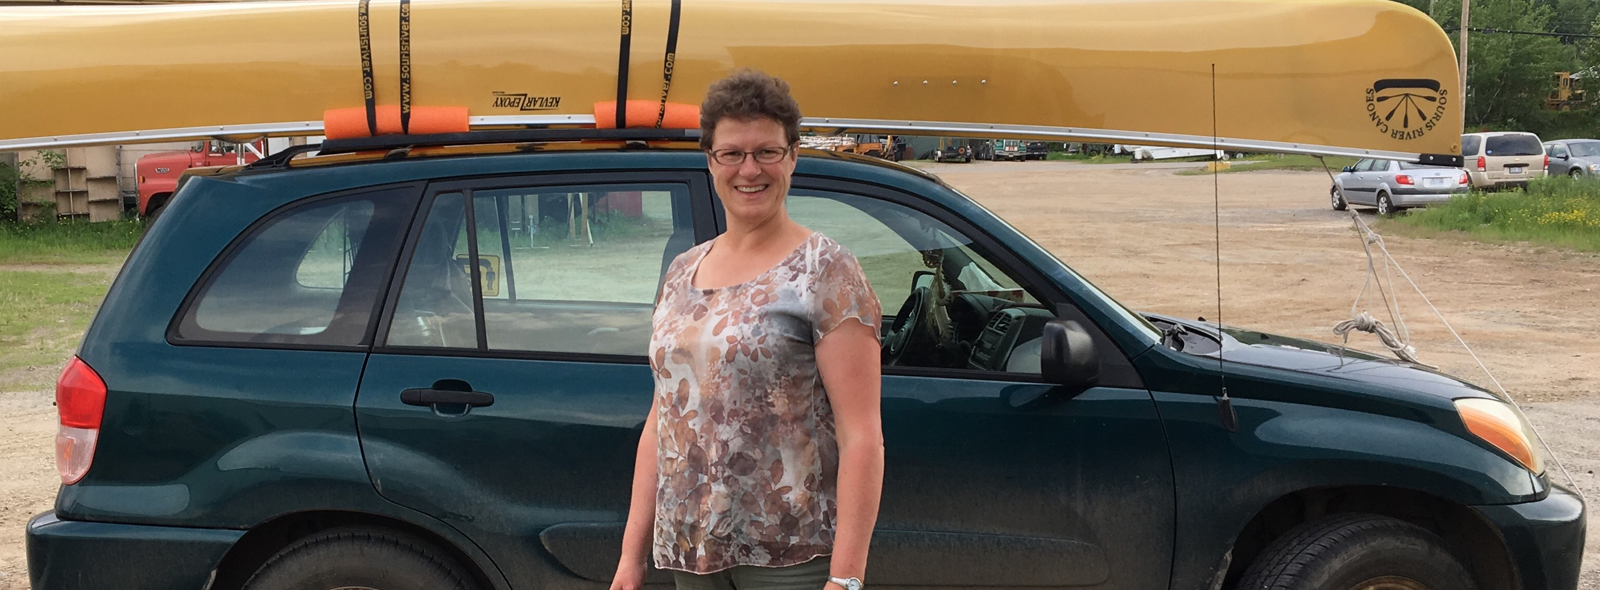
1332,158,1469,216
1461,132,1547,189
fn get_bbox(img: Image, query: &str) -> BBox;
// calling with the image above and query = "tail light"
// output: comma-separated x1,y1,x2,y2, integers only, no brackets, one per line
1544,155,1550,169
1459,171,1470,185
56,356,106,485
1476,156,1486,172
1394,174,1414,186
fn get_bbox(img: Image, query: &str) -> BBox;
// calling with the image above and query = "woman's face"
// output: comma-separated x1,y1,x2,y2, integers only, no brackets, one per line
707,117,796,228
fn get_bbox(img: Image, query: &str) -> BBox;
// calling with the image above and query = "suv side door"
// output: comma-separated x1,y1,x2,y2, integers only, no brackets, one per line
779,178,1176,589
353,171,712,588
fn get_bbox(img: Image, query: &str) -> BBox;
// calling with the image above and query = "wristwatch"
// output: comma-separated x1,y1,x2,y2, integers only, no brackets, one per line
828,576,863,590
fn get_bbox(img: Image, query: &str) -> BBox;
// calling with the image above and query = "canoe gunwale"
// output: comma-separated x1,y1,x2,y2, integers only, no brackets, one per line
0,115,1456,166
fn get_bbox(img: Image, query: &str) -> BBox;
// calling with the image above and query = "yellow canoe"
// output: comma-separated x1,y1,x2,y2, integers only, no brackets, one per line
0,0,1463,163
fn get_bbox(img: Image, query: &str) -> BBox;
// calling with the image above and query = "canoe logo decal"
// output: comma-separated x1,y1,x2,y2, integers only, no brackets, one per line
492,92,563,111
1365,79,1447,141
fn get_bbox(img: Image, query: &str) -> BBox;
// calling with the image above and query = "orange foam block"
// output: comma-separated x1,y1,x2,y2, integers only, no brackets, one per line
593,100,700,130
323,105,470,139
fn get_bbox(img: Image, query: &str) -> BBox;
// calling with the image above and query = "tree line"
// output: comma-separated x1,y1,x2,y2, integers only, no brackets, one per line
1392,0,1600,139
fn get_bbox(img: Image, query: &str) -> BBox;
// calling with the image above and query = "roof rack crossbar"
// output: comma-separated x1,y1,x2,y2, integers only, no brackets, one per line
315,128,702,156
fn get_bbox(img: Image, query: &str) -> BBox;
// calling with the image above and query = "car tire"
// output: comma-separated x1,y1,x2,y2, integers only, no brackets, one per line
1331,186,1348,211
241,527,480,590
1377,193,1395,218
1570,169,1583,178
1235,514,1475,590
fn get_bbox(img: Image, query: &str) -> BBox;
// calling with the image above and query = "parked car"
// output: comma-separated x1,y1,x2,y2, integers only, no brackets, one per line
29,131,1584,590
1331,158,1469,216
1461,131,1547,189
1025,141,1049,160
1543,139,1600,177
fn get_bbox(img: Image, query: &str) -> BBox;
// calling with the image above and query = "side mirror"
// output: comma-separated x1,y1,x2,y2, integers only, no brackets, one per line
1558,154,1569,160
1040,320,1099,391
1341,166,1354,173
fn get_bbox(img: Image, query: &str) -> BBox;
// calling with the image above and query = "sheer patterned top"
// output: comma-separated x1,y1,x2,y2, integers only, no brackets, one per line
647,232,881,574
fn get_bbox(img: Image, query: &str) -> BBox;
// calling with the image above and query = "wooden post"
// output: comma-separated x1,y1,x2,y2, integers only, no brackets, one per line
1458,0,1469,99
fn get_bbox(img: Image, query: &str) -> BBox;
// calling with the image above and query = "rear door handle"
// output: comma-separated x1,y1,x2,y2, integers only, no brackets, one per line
401,387,495,408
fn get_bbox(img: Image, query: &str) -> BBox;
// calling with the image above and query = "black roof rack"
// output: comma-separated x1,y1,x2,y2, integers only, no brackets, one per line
246,128,703,170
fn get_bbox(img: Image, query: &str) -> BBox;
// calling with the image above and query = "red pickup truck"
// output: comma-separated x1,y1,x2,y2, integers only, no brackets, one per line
135,140,263,220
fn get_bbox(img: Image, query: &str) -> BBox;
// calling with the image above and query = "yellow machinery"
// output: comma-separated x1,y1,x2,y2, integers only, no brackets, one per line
1546,72,1587,111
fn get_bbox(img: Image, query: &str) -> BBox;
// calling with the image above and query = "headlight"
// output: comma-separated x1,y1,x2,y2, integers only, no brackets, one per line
1587,164,1598,171
1454,398,1544,474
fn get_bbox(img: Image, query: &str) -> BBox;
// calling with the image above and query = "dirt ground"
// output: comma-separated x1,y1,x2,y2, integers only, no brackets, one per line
0,161,1593,589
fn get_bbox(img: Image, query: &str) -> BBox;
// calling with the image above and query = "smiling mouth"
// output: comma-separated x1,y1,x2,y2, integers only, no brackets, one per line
735,185,768,194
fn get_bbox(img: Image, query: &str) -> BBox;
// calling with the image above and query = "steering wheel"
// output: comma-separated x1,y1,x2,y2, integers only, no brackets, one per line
881,285,930,365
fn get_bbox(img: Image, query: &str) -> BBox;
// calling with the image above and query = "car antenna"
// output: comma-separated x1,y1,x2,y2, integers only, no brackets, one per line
1211,63,1238,432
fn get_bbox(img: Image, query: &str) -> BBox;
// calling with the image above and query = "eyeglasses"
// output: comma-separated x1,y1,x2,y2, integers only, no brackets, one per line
708,146,793,166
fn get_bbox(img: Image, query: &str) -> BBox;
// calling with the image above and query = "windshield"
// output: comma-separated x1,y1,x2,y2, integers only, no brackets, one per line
1570,141,1600,157
938,183,1163,346
1485,135,1542,156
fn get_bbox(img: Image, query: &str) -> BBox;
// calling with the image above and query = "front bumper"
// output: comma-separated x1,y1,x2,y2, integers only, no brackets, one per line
27,511,243,590
1473,483,1586,590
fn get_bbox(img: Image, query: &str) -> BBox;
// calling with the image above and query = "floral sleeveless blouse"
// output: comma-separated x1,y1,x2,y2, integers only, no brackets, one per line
648,232,881,574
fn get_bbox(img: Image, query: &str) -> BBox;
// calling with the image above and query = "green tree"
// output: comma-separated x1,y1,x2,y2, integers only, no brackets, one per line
1432,0,1577,131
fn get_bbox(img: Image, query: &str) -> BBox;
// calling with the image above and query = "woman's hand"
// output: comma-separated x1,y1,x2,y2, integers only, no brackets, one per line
610,558,647,590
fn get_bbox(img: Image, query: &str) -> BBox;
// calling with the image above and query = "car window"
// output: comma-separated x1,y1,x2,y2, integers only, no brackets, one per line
1369,160,1392,173
1398,162,1455,170
1485,135,1542,156
1354,159,1376,172
787,189,1048,373
1569,141,1600,157
177,189,414,346
385,184,693,356
1461,135,1482,156
1548,144,1569,158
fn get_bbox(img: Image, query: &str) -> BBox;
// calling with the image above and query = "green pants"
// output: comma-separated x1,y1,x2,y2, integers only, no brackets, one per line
671,556,831,590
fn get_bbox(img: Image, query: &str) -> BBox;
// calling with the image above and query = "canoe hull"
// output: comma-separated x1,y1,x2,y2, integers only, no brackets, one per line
0,0,1464,161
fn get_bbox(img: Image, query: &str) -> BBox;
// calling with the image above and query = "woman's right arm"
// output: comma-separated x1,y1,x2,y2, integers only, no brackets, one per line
611,396,661,590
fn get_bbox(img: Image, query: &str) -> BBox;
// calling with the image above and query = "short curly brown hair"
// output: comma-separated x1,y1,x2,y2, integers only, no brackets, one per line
699,69,802,150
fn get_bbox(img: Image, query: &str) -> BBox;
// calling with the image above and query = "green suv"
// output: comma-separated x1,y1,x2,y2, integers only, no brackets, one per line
28,130,1585,590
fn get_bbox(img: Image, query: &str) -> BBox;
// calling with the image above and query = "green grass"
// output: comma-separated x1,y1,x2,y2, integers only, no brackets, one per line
0,270,114,387
0,219,145,264
1388,176,1600,251
1177,154,1357,175
0,220,137,389
1046,151,1126,163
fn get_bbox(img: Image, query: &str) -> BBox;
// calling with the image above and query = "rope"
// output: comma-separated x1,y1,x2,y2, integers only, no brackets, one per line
1333,311,1419,363
1341,211,1587,501
1345,215,1416,363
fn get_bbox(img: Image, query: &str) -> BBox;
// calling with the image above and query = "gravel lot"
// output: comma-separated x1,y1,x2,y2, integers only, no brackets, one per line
0,160,1592,589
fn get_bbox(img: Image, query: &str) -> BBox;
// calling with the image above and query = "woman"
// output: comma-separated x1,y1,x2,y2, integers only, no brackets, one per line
610,69,885,590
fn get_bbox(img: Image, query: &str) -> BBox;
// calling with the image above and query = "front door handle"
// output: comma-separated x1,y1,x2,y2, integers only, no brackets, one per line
401,386,495,408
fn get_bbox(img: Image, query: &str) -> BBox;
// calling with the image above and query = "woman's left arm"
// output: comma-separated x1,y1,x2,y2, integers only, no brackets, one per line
816,318,884,586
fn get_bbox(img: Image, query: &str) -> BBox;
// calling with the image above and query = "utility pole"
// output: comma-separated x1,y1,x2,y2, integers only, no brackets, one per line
1459,0,1470,98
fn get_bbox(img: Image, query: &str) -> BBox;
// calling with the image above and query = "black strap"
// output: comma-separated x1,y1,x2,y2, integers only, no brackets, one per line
399,0,412,134
655,0,682,128
358,0,377,136
616,0,632,128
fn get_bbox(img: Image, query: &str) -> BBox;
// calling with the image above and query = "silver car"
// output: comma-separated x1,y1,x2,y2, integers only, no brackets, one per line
1543,139,1600,177
1331,158,1468,216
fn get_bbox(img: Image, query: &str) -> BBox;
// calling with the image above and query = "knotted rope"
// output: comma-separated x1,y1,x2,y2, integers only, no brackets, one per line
1333,311,1419,363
